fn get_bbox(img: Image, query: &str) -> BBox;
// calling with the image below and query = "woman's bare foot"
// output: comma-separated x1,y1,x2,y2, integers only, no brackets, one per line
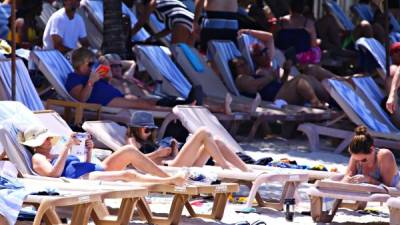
170,172,188,186
225,93,233,115
249,93,261,113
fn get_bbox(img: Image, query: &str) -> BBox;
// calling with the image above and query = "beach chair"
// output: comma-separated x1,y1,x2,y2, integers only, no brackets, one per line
307,180,400,222
0,101,238,224
0,4,10,39
298,79,400,153
355,37,388,78
0,58,44,111
207,40,338,138
133,45,192,98
80,0,150,42
387,197,400,224
36,2,57,30
30,49,172,128
82,119,309,211
77,7,103,50
324,0,355,31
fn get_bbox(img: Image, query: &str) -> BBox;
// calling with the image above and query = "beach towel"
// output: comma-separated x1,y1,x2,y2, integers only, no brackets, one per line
0,59,44,111
0,176,29,225
324,0,355,31
138,45,192,98
178,43,204,72
351,4,373,22
328,79,394,133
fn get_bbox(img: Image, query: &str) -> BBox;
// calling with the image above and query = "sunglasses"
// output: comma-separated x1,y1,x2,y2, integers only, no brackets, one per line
144,128,156,133
87,61,95,68
111,64,122,68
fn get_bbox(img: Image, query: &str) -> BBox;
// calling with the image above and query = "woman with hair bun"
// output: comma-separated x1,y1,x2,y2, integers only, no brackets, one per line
342,125,400,188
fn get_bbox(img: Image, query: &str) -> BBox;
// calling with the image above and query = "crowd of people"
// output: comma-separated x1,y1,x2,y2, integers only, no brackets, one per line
1,0,400,201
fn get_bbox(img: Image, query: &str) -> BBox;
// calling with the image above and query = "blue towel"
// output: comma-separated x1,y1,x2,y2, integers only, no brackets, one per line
325,0,354,31
139,46,192,98
178,43,204,72
0,176,30,225
328,79,396,133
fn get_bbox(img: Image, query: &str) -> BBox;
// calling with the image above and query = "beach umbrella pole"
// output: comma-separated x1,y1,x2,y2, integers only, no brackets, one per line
384,0,390,78
10,0,16,101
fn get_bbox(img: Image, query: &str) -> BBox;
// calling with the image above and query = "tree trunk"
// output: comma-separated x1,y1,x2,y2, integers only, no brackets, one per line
103,0,126,58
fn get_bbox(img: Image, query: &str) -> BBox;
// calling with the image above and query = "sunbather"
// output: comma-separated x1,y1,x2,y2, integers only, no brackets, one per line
131,0,194,44
65,47,202,109
19,125,186,185
126,111,250,171
342,125,400,188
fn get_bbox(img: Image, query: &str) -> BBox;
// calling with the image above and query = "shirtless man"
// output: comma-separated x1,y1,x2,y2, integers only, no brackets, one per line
193,0,239,52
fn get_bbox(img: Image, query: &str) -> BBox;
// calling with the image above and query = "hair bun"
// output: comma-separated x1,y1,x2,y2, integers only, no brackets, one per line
355,125,367,135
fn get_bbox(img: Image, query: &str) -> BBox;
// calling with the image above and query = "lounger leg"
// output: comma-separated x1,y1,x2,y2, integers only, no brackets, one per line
310,196,337,223
116,198,139,225
42,208,62,225
247,116,264,141
297,123,319,151
166,194,187,225
210,193,229,220
334,136,352,154
340,201,367,210
136,198,154,224
69,203,93,225
244,174,283,210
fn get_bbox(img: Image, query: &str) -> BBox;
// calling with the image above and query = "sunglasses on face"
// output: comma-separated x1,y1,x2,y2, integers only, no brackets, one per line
87,61,95,68
144,128,156,133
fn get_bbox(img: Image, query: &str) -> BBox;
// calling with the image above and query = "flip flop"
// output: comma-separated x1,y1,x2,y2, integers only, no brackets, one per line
235,222,250,225
251,220,267,225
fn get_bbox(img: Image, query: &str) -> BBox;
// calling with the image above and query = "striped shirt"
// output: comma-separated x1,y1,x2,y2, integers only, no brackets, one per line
154,0,194,31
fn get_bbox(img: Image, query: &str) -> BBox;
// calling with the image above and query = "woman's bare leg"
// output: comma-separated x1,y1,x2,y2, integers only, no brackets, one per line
88,170,186,186
169,128,231,169
276,77,324,107
214,140,250,171
101,145,170,177
303,64,340,81
192,146,213,166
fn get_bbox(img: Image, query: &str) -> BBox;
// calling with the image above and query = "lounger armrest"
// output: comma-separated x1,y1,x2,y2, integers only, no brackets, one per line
46,99,102,125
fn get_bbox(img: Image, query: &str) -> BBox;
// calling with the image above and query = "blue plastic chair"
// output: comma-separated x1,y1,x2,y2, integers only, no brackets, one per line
324,0,355,31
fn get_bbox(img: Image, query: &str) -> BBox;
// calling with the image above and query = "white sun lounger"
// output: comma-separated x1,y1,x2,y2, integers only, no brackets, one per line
307,180,400,223
0,101,238,223
82,118,313,211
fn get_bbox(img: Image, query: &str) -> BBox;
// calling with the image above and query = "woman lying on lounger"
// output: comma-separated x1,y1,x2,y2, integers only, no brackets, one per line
126,111,250,172
19,125,186,185
342,125,400,188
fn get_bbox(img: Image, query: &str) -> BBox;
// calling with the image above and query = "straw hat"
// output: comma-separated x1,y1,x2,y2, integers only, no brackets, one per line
371,0,384,13
19,125,60,148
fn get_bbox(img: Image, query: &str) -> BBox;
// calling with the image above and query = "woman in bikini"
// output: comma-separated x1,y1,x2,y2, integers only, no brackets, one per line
342,125,400,188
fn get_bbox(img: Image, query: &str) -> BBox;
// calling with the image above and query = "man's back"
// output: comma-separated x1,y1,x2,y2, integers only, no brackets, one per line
42,8,86,50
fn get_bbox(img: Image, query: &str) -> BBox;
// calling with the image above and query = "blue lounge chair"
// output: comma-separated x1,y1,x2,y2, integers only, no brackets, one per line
237,33,261,72
0,59,44,111
355,37,388,76
134,45,192,98
298,78,400,153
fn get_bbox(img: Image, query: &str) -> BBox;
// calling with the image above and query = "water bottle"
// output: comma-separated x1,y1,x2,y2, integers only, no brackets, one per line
284,198,295,222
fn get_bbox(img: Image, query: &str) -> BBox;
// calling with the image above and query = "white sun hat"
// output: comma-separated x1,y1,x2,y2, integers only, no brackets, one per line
19,125,60,148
